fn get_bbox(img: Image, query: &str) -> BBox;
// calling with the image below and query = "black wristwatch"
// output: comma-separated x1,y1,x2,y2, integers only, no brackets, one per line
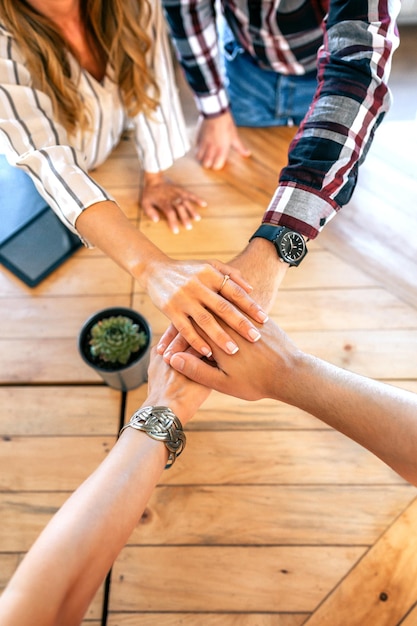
249,224,308,267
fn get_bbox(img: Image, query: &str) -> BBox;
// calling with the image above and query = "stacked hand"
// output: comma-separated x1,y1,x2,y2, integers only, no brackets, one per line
146,256,269,358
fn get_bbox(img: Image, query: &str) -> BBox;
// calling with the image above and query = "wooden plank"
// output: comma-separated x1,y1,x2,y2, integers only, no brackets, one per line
4,486,410,553
24,256,132,297
0,492,77,552
0,436,114,491
140,215,262,256
277,329,417,380
400,605,417,626
125,485,415,546
319,121,417,309
0,295,133,339
159,430,407,486
0,386,120,436
131,287,417,336
0,295,141,383
108,613,308,626
0,429,407,493
303,498,417,626
0,555,20,590
270,287,417,331
109,545,365,612
163,182,266,219
281,250,375,289
0,337,105,383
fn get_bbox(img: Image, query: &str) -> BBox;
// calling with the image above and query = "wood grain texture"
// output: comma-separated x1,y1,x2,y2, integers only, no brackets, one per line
1,28,417,625
303,498,417,626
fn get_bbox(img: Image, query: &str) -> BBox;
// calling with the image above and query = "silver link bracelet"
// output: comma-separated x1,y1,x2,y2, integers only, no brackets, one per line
119,405,186,469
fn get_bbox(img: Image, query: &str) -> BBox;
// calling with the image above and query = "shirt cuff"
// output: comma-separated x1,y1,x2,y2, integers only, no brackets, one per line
263,183,341,240
195,89,230,118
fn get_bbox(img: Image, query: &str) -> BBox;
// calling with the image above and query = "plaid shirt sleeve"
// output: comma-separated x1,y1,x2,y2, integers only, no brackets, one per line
162,0,230,117
264,0,401,238
163,0,401,240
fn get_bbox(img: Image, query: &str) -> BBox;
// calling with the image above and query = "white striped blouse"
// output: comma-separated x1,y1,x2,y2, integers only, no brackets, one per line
0,2,189,239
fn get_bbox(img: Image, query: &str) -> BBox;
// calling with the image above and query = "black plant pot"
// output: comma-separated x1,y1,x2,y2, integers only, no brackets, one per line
78,307,152,391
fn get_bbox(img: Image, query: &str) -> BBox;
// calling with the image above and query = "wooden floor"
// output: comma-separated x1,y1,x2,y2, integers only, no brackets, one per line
1,25,417,626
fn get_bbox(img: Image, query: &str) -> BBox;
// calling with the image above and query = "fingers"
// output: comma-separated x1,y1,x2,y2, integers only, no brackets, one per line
197,143,229,170
169,308,241,357
169,197,202,234
150,259,268,359
208,259,253,294
157,325,189,356
161,333,203,364
195,112,251,169
141,183,207,234
147,348,211,424
170,352,222,389
170,286,263,357
143,204,160,225
143,198,201,235
212,266,268,326
232,136,252,159
165,281,267,359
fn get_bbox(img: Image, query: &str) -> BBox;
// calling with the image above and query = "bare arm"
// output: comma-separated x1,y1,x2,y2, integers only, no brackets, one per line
170,320,417,487
228,237,288,310
0,350,210,626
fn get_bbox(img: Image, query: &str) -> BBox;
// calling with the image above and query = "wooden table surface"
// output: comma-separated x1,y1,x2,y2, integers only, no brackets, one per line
1,121,417,626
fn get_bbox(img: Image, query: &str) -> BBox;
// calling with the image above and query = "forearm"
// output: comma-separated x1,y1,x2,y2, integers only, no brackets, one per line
282,353,417,486
75,200,168,288
171,318,417,486
0,428,168,626
0,352,209,626
229,237,288,311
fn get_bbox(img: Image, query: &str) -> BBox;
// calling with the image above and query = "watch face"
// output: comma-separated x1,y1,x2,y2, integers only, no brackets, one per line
277,231,306,264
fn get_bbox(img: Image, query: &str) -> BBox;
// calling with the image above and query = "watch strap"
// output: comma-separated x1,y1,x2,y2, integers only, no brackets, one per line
249,224,286,243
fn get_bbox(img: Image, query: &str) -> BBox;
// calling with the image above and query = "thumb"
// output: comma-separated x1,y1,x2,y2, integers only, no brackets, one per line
170,353,221,388
232,136,251,158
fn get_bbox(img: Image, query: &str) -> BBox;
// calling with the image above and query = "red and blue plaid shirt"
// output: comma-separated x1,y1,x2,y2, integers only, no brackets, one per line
163,0,401,238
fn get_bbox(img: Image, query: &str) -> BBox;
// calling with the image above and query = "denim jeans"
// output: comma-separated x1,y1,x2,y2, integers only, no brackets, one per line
221,26,318,127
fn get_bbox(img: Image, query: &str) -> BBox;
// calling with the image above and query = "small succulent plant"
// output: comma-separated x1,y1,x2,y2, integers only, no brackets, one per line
89,315,148,365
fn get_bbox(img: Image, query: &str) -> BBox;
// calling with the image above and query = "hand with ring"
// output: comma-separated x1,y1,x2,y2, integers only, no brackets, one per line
141,171,207,233
143,255,268,359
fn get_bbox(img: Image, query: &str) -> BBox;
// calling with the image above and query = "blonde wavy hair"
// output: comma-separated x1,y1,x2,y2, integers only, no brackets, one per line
0,0,159,134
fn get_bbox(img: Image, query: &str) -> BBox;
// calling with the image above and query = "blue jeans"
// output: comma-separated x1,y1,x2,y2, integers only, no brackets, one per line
221,26,317,127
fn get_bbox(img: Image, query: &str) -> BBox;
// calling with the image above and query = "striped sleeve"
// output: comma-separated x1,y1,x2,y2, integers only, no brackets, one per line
133,1,190,172
0,26,113,240
263,0,401,238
